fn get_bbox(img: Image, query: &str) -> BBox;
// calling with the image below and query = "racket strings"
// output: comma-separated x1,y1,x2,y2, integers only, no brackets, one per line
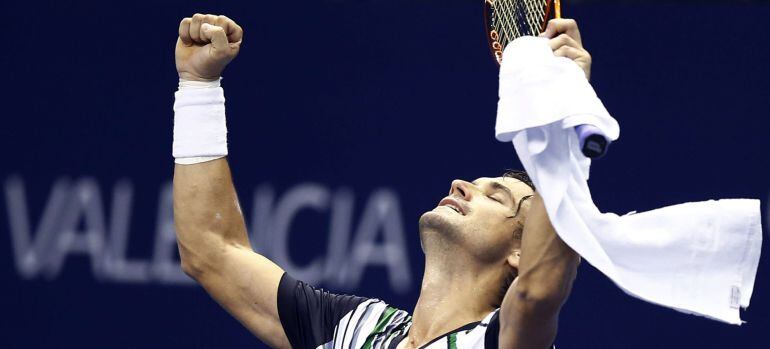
490,0,548,49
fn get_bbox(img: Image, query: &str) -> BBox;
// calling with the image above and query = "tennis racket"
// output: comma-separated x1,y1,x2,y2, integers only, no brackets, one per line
484,0,610,158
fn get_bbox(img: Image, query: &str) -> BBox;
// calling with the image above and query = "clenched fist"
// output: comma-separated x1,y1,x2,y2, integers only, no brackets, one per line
176,14,243,81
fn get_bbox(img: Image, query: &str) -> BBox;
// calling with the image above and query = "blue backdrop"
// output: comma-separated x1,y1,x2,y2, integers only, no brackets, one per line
2,1,768,348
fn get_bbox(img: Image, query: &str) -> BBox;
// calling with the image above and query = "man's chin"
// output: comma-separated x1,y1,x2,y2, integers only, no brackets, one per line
418,210,464,255
418,209,457,232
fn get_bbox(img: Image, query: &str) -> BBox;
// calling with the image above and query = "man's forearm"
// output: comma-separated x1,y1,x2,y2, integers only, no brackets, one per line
498,193,579,349
173,158,251,277
512,193,579,309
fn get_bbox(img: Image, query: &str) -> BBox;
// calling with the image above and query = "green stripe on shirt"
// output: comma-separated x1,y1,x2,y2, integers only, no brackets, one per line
448,333,457,349
362,307,398,349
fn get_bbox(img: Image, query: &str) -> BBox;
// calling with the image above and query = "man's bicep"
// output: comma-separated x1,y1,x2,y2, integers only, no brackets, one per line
496,312,557,349
196,245,291,349
496,285,559,349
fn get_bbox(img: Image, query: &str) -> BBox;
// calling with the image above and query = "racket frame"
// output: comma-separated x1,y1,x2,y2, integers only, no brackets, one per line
483,0,557,64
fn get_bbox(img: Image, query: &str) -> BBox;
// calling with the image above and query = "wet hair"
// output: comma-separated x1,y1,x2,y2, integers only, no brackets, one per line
502,169,535,191
495,169,535,308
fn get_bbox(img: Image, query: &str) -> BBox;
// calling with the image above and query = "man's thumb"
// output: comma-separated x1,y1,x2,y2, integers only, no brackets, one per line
201,23,230,54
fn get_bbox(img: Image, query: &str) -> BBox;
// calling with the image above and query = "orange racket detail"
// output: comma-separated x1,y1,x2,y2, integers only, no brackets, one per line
484,0,559,64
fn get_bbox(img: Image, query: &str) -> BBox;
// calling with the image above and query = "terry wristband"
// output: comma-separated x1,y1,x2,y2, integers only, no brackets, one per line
172,78,228,164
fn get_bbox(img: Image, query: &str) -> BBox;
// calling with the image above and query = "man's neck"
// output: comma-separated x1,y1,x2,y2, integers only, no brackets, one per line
403,257,499,349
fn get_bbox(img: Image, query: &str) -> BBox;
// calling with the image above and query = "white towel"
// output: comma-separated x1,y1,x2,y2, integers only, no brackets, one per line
495,37,763,325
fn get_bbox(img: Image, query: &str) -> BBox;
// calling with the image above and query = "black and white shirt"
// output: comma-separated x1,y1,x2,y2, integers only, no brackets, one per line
277,273,554,349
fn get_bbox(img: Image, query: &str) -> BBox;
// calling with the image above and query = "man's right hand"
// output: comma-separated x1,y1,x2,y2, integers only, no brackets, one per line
176,14,243,82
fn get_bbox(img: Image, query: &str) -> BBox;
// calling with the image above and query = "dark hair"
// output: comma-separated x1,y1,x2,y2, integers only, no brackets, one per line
495,169,534,308
502,169,535,191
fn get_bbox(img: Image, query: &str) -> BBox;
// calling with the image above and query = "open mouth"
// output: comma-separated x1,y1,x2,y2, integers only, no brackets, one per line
438,197,466,215
443,204,462,214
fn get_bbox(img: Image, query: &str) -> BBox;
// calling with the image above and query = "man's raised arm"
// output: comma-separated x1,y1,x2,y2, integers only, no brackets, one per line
498,193,580,349
498,19,590,349
172,14,290,349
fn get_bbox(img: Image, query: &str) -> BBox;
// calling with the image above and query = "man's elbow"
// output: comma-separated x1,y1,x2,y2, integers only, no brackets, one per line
513,290,562,317
180,252,205,280
509,277,574,317
176,232,231,281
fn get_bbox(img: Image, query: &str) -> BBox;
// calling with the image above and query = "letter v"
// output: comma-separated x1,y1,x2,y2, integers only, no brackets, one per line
4,176,71,279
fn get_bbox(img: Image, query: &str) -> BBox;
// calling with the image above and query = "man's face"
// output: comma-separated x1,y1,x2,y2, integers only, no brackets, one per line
419,176,535,264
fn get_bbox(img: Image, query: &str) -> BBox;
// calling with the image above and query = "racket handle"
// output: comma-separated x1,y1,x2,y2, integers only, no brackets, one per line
575,124,610,158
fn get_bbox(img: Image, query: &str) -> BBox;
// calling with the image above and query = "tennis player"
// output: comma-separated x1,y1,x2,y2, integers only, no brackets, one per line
173,13,589,349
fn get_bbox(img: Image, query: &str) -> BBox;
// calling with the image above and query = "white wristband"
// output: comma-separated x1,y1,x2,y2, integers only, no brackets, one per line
172,78,228,164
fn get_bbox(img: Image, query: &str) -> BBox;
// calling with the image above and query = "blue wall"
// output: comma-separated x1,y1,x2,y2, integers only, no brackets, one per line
2,1,768,348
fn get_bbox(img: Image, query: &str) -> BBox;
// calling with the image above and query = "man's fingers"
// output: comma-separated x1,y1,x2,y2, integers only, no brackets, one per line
542,19,578,38
190,13,205,44
214,16,231,39
541,18,591,80
548,33,581,52
539,18,582,44
553,46,584,61
215,15,244,43
179,18,193,46
201,23,230,54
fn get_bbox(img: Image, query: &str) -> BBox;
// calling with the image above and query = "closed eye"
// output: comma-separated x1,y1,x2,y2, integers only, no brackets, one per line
487,195,502,203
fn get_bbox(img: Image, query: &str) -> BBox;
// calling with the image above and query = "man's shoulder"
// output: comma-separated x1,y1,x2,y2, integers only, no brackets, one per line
278,274,407,349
